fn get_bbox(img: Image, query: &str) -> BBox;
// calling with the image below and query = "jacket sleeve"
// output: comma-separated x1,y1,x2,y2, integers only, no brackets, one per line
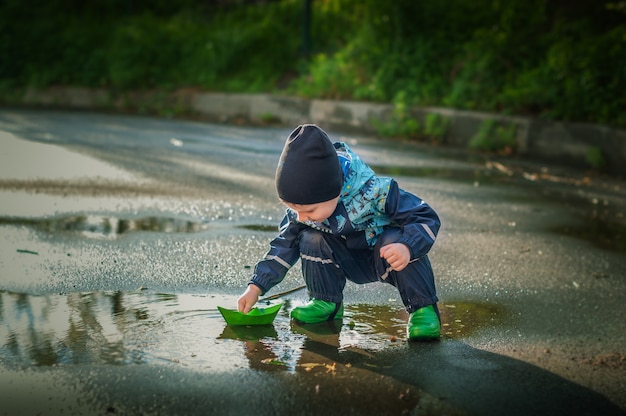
249,211,305,295
384,180,441,260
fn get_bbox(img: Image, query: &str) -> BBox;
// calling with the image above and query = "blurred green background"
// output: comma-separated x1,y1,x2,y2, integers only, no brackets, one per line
1,0,624,127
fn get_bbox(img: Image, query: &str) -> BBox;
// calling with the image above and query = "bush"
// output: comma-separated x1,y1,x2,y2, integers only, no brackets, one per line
469,120,517,153
0,0,624,127
423,113,451,144
371,91,421,139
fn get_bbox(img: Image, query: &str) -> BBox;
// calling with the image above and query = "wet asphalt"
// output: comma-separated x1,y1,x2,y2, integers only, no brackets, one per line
0,109,625,415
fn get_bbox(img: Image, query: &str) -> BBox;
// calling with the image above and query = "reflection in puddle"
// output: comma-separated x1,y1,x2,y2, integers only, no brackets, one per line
0,215,282,239
0,291,242,369
373,163,626,253
371,164,502,184
236,224,277,232
0,291,503,373
0,215,209,238
438,301,503,338
549,218,626,252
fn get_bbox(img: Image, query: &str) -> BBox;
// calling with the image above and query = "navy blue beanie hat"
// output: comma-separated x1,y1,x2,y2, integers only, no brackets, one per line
275,124,343,204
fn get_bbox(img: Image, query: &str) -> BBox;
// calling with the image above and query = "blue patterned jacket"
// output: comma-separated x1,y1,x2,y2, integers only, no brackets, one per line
250,142,440,294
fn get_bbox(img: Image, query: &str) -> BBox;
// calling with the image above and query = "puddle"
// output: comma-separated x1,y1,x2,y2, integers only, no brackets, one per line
0,290,504,372
371,164,504,184
0,214,282,239
370,163,626,254
236,224,277,232
0,215,210,238
548,215,626,252
438,300,504,338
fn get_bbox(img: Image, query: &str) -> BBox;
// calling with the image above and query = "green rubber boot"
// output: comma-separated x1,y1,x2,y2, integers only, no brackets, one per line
407,305,440,341
291,299,344,324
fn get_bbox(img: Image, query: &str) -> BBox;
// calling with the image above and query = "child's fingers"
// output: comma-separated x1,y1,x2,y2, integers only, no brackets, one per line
379,244,396,258
237,296,251,313
380,245,398,259
240,302,253,314
379,244,410,271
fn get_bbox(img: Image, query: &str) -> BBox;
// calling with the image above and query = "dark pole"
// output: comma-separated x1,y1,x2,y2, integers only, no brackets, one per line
301,0,312,59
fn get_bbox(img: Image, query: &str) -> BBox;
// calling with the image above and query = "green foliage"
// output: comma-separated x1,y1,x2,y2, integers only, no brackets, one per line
107,15,176,88
371,91,420,139
260,113,281,124
0,1,301,92
290,51,363,99
0,0,624,127
469,120,517,153
586,147,606,169
423,113,451,144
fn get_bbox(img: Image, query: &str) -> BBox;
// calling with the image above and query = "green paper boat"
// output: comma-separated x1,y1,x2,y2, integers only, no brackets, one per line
217,303,283,326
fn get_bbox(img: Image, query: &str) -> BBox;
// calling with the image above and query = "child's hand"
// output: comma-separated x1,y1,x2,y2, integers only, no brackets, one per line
379,243,411,271
237,284,262,313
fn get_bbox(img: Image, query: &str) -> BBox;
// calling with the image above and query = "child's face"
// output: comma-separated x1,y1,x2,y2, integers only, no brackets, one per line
284,196,340,223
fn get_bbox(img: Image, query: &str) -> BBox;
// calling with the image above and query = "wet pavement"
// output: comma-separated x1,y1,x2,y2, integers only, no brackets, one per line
0,109,625,415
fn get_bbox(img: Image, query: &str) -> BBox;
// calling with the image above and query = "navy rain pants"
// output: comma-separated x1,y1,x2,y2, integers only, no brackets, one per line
297,227,439,315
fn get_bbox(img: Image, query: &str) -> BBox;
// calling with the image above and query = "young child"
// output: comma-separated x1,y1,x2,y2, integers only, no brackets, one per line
237,124,441,341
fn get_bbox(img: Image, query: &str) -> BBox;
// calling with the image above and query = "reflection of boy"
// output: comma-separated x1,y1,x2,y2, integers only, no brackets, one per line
242,322,342,372
238,125,441,340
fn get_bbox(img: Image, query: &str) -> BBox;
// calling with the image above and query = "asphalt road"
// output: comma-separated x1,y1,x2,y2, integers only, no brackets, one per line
0,109,625,415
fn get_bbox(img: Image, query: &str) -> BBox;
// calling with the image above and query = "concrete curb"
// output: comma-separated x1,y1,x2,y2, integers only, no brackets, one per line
10,86,626,177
